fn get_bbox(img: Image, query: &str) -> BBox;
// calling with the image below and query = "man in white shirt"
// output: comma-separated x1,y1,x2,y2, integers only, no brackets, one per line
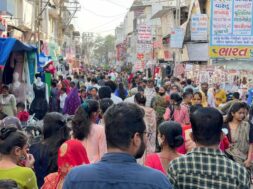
105,80,122,104
124,88,138,104
144,80,156,107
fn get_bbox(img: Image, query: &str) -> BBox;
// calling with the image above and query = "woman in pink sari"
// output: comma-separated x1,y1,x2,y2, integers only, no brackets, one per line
42,139,90,189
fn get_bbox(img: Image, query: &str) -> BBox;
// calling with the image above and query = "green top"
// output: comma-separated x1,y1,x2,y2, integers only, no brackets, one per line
0,166,38,189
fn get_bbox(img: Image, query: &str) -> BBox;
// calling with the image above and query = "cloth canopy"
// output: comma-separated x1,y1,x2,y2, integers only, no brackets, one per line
0,38,37,68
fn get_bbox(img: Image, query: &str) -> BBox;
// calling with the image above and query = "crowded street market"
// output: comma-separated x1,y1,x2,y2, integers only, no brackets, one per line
0,0,253,189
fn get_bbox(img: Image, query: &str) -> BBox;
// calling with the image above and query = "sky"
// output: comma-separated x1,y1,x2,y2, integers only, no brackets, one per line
73,0,134,36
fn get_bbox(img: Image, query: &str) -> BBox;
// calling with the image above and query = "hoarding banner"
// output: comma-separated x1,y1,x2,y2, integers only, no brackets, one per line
210,0,253,59
191,14,208,41
170,28,184,48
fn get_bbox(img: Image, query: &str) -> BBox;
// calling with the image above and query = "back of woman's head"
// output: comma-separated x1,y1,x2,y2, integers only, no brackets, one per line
226,102,246,123
158,121,184,149
0,127,27,155
58,139,89,176
135,93,146,105
0,180,18,189
170,93,183,104
43,112,69,141
100,98,113,114
119,83,124,89
72,100,99,140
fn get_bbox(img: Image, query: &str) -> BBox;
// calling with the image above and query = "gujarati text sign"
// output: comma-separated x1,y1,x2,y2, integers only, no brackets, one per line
191,14,208,41
210,0,253,59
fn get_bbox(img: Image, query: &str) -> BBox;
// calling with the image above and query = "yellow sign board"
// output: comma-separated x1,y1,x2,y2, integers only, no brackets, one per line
209,46,253,59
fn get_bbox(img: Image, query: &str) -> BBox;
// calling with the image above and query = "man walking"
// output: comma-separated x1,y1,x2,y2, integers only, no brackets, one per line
168,107,250,189
63,103,172,189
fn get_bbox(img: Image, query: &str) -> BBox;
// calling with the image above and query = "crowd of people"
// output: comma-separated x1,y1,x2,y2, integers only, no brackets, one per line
0,68,252,189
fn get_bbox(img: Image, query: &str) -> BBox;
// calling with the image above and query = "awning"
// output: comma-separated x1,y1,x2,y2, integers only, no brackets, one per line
186,43,208,61
0,38,37,67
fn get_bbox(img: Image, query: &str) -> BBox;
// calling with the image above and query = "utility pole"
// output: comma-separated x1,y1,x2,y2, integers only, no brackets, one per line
174,0,181,71
82,32,94,65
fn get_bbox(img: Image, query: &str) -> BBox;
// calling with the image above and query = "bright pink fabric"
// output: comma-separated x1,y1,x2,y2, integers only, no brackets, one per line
163,105,190,125
145,153,166,175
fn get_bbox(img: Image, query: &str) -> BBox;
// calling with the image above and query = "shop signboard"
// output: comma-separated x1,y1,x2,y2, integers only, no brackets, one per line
210,0,253,59
170,28,184,48
191,14,208,41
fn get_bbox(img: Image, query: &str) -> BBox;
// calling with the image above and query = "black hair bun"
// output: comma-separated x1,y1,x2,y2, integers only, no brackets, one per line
170,135,184,148
0,127,17,140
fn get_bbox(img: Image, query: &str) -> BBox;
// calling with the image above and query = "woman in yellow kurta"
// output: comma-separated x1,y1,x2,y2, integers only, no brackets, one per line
0,127,38,189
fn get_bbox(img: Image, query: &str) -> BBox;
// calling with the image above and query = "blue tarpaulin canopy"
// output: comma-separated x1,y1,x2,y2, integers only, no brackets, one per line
0,38,37,68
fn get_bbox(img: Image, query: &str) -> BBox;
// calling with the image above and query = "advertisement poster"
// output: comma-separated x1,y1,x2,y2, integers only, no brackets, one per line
191,14,208,41
210,0,253,59
170,28,184,48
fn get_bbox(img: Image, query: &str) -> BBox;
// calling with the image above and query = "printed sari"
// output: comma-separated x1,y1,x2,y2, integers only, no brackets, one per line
42,139,90,189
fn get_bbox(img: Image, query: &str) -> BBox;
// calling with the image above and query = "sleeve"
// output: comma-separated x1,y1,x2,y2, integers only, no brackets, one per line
163,108,170,121
11,95,17,115
249,122,253,143
222,91,227,103
167,165,178,189
247,90,253,105
63,172,72,189
26,169,38,189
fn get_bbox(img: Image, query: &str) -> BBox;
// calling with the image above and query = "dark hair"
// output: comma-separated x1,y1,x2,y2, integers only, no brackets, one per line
67,76,72,81
35,73,42,79
104,103,145,149
226,102,246,123
159,121,184,148
118,83,127,100
58,75,63,81
89,87,98,92
233,92,240,99
201,82,208,86
186,79,192,85
61,88,67,93
70,81,76,88
191,107,223,146
0,127,27,155
91,78,98,84
155,87,159,93
98,86,111,99
134,93,146,106
171,85,180,92
170,93,182,104
105,80,117,93
193,92,202,100
16,102,25,109
100,98,113,114
190,104,203,114
43,112,69,141
185,88,194,94
182,91,193,99
0,180,18,189
51,80,57,88
2,85,9,91
72,100,99,140
87,77,91,82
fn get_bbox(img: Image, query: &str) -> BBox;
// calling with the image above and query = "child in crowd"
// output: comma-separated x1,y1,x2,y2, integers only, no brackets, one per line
16,102,29,127
59,88,67,113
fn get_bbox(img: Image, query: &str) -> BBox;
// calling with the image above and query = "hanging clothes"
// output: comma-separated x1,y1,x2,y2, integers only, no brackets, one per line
29,83,48,120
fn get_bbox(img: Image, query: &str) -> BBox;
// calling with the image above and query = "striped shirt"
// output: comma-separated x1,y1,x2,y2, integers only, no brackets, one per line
168,147,250,189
